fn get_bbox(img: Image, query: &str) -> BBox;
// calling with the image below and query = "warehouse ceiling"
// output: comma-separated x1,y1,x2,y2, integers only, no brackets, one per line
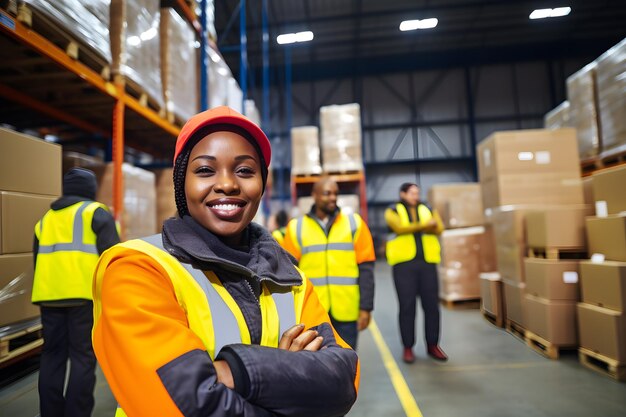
215,0,626,81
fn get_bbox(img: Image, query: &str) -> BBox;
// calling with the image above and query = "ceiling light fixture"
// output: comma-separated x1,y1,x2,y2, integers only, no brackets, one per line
277,31,314,45
399,18,438,31
529,7,571,20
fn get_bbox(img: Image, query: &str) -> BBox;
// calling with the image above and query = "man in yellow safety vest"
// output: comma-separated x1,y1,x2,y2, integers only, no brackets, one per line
283,178,376,350
32,167,120,417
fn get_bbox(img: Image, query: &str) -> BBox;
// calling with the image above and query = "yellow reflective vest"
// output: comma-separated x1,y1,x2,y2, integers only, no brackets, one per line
32,201,108,303
92,234,306,417
386,203,441,266
289,213,360,322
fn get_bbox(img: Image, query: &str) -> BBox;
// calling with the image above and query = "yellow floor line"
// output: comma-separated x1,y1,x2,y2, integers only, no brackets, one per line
368,319,424,417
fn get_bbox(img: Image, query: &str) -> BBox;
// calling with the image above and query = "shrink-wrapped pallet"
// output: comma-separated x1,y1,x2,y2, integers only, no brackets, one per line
595,38,626,153
160,8,198,123
544,101,570,130
567,63,601,158
110,0,163,109
320,103,363,173
291,126,322,176
22,0,111,62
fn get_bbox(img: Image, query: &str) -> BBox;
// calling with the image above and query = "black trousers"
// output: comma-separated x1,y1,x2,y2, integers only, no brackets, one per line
330,316,358,350
39,303,96,417
392,258,440,348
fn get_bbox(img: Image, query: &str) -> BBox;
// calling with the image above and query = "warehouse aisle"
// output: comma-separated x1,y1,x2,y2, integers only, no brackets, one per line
2,261,626,417
349,262,626,417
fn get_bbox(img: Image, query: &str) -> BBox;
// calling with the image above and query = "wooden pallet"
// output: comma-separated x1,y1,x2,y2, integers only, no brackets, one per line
506,319,526,343
525,330,576,360
16,3,110,80
0,322,43,367
481,307,504,328
116,75,166,117
440,297,480,310
527,247,587,260
579,347,626,382
581,144,626,177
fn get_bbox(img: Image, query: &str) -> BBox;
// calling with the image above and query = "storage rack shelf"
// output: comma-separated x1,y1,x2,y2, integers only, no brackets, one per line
0,5,200,234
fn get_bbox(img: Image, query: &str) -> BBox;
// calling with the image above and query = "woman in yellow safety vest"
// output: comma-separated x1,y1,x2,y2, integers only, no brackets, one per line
92,106,359,417
385,182,448,364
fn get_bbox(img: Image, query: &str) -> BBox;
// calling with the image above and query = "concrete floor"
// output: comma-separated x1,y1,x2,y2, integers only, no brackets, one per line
2,261,626,417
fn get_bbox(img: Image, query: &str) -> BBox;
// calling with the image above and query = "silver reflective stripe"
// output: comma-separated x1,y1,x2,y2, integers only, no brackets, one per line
141,235,243,354
302,242,353,254
296,218,304,251
271,289,296,337
348,213,357,239
38,202,97,254
309,276,357,286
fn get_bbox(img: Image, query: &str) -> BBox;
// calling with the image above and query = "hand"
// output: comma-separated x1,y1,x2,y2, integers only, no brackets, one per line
357,310,371,331
422,219,437,233
278,323,323,352
213,360,234,389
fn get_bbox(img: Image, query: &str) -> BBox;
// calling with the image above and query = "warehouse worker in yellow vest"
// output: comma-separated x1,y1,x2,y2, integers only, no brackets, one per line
385,182,447,364
32,167,120,417
92,107,359,417
283,178,376,350
270,209,289,247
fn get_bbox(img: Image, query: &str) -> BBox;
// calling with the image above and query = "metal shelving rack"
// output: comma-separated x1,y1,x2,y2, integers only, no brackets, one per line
0,1,209,237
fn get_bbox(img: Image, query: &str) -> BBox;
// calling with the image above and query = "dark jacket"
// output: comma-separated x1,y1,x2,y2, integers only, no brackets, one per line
144,215,359,417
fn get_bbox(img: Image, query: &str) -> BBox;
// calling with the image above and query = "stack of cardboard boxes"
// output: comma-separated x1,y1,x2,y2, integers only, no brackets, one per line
0,128,61,348
577,165,626,379
319,103,364,174
523,205,591,356
477,128,585,334
96,163,156,240
291,126,322,176
546,38,625,161
427,183,496,303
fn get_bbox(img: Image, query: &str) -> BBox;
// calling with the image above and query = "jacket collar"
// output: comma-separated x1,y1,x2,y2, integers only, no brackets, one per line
162,216,301,287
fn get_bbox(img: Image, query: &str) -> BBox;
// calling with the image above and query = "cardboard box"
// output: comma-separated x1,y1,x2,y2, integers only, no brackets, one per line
291,127,322,176
582,177,594,209
526,205,593,249
591,165,626,215
62,151,104,175
503,280,526,327
0,253,40,327
586,214,626,262
524,258,580,301
525,294,577,346
0,192,57,254
95,163,156,241
481,172,584,210
0,128,62,196
427,183,484,228
496,243,526,283
441,226,496,273
477,128,580,181
580,261,626,312
438,266,481,301
153,168,177,234
577,302,626,362
480,272,505,319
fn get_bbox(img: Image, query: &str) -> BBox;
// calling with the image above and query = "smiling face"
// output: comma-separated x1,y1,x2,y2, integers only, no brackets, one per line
184,131,263,246
313,179,339,219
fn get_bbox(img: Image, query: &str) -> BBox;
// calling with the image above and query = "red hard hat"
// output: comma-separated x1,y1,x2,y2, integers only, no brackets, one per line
173,106,271,167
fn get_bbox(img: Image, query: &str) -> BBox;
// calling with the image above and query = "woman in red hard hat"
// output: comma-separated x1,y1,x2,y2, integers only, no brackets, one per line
92,106,359,417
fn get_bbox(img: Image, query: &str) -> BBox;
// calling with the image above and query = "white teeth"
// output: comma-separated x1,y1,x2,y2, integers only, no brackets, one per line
211,204,239,210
